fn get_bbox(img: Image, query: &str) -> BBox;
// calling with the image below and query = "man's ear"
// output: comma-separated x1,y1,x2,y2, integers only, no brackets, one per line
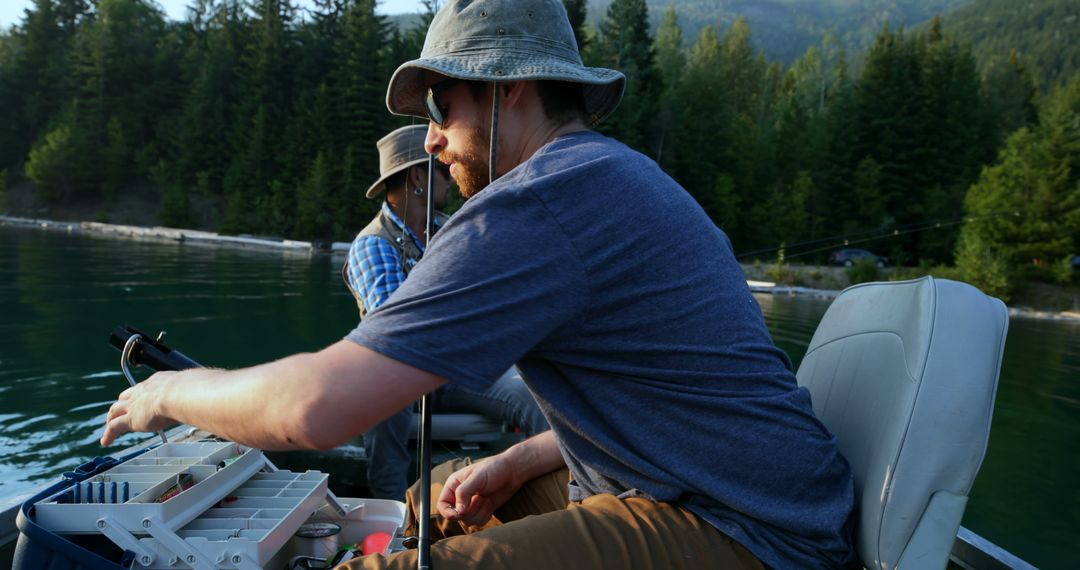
407,165,426,191
499,81,527,110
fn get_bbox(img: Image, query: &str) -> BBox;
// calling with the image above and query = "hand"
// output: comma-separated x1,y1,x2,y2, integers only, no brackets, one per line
100,371,179,446
436,455,524,527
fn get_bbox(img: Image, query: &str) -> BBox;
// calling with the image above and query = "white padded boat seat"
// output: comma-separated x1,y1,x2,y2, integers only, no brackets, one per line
409,413,505,443
796,277,1008,570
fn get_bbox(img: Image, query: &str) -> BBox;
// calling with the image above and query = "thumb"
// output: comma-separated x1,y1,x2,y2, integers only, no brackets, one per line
453,470,488,512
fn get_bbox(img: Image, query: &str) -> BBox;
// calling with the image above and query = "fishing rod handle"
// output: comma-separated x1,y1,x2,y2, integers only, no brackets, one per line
109,325,202,371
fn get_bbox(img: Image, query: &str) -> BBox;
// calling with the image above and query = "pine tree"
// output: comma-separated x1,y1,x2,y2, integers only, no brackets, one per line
14,0,67,142
982,49,1039,150
960,74,1080,282
854,24,925,231
330,0,394,237
667,25,731,223
0,31,23,168
593,0,661,154
25,113,75,202
918,17,985,262
562,0,588,52
652,6,683,168
177,0,245,196
223,0,297,233
297,150,331,238
853,156,886,229
156,159,193,227
812,50,857,240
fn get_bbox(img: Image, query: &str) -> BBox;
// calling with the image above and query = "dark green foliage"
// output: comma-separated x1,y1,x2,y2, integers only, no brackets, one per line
959,74,1080,292
935,0,1080,91
0,0,1074,286
156,160,194,227
980,50,1039,150
563,0,588,52
846,257,883,285
591,0,663,154
591,0,973,65
0,168,8,209
0,0,415,241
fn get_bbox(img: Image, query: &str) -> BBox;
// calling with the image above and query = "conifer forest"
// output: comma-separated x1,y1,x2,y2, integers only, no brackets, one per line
1,0,1079,300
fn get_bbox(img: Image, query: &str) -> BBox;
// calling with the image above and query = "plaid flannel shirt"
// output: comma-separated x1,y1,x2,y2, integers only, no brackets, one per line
346,202,441,313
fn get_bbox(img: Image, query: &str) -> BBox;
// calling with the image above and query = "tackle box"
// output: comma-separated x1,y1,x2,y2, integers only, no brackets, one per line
13,441,406,569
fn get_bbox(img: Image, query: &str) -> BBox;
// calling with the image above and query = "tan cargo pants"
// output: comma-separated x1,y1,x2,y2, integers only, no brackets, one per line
338,458,765,569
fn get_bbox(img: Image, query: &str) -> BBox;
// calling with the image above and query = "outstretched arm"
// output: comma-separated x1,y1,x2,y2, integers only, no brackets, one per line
100,339,445,450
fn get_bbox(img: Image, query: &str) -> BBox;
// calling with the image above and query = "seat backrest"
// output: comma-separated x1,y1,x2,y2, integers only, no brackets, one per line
795,277,1008,570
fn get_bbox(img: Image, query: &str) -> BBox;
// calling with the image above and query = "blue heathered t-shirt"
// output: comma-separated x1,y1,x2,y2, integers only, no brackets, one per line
346,130,855,569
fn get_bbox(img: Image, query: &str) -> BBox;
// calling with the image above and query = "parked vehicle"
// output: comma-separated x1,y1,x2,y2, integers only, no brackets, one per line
830,248,888,268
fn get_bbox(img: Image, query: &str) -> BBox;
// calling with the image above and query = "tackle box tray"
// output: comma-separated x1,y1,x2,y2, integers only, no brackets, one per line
33,442,264,534
14,442,344,569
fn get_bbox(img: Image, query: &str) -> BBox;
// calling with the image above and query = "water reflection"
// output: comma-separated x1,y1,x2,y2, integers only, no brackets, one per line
0,225,358,501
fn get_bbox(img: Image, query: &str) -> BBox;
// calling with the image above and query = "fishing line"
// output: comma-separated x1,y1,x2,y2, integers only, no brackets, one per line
736,210,1020,261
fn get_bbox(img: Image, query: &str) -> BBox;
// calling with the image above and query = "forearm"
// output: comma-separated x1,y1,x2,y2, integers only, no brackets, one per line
156,354,341,450
500,430,564,485
108,340,444,451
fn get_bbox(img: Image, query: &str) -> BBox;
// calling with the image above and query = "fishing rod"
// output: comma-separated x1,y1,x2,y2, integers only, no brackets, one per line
416,152,438,570
109,326,200,371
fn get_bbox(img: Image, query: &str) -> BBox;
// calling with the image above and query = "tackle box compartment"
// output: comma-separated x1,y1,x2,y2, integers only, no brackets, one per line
11,442,402,569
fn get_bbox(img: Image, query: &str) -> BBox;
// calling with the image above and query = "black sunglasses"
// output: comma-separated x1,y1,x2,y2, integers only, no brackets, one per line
425,78,461,127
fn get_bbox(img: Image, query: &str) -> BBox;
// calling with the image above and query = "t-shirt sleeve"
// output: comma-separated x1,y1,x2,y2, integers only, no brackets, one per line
345,187,588,392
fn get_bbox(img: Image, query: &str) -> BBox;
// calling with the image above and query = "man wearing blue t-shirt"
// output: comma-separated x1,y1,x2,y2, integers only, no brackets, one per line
346,125,547,501
101,1,856,568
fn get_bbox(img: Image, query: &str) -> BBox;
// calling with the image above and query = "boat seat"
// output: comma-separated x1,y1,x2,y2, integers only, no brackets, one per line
410,413,506,443
795,276,1008,569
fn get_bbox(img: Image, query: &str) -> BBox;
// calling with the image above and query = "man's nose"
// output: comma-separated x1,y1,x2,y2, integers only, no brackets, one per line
425,123,446,155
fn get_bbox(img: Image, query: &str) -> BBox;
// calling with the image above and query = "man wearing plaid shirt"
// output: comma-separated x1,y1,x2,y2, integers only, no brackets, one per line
344,125,548,501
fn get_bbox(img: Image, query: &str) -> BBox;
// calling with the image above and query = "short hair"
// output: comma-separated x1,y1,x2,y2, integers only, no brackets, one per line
460,80,587,126
536,80,588,125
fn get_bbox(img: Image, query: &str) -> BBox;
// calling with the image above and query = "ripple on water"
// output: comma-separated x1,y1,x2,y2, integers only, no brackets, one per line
7,413,60,432
81,370,122,380
13,372,68,385
69,400,114,413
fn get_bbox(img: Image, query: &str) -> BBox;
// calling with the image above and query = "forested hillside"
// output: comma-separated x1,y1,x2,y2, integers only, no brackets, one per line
1,0,1076,301
589,0,974,63
936,0,1080,90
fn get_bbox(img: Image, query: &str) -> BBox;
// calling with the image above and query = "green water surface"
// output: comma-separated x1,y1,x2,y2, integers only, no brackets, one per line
1,225,1076,568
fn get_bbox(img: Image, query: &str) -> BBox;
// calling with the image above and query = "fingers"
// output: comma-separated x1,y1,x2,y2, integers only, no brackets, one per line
100,414,131,446
451,468,487,513
100,393,132,447
436,486,495,525
459,494,494,526
437,479,460,517
437,468,481,519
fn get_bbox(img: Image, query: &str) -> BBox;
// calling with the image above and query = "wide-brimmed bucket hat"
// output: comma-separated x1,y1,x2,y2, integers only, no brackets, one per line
386,0,625,127
365,125,430,199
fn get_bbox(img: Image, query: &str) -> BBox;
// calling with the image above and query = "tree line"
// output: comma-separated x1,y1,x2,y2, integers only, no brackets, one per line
0,0,1075,299
938,0,1080,93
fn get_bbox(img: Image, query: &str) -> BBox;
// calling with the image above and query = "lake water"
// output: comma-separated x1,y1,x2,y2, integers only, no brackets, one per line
2,224,1077,568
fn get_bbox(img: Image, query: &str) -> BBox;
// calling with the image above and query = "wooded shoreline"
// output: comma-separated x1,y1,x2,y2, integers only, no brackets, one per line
5,214,1077,323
